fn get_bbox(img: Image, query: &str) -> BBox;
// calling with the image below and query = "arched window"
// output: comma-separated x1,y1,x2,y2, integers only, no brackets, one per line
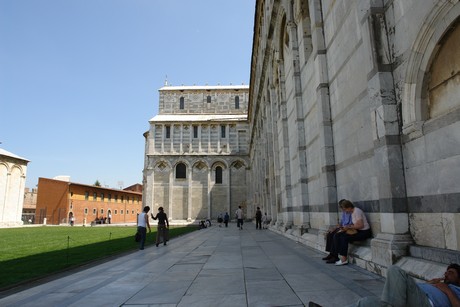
176,163,186,179
207,95,212,103
179,97,185,109
235,96,240,109
427,22,460,119
215,166,223,184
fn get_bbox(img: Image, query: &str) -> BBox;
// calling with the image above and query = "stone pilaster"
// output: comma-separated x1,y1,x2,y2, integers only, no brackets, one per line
371,233,414,266
365,6,412,266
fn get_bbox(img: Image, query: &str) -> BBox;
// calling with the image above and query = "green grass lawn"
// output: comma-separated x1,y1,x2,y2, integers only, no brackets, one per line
0,225,197,290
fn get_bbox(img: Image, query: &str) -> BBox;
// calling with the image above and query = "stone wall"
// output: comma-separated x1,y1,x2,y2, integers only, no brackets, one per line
0,150,28,227
248,0,460,276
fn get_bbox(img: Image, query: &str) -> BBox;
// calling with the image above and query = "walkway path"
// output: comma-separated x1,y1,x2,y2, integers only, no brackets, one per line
0,224,384,307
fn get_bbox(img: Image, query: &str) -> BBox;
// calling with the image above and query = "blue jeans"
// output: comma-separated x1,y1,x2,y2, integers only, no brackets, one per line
346,266,432,307
137,226,147,249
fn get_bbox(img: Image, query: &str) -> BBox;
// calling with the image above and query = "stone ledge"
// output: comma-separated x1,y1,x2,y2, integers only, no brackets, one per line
348,239,373,270
395,256,448,282
409,245,460,265
269,228,457,280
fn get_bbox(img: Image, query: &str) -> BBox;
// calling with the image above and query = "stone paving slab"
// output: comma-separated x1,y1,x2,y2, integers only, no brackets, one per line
0,224,384,307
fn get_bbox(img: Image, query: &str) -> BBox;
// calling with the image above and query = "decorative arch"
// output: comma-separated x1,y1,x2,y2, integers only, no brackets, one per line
10,165,25,177
0,163,9,206
294,0,313,64
174,160,189,179
154,160,171,172
427,19,460,118
173,160,190,169
402,2,460,135
210,161,227,186
279,14,288,62
230,159,247,170
192,160,208,172
273,8,289,106
211,160,228,170
0,162,10,172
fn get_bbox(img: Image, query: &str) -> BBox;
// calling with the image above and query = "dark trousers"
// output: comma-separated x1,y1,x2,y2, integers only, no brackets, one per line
237,219,243,229
256,218,262,229
325,228,341,252
331,229,372,257
137,226,147,249
224,220,228,227
156,224,168,245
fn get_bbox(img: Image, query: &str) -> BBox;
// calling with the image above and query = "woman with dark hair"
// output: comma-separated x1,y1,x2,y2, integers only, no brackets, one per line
326,200,372,265
152,206,169,247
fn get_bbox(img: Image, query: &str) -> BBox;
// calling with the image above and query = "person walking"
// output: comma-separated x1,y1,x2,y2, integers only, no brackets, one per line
217,213,223,227
255,207,262,229
152,206,169,247
137,206,151,250
224,212,229,227
235,206,244,230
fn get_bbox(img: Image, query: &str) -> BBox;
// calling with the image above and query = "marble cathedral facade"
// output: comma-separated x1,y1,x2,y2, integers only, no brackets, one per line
248,0,460,276
143,85,250,222
0,149,29,227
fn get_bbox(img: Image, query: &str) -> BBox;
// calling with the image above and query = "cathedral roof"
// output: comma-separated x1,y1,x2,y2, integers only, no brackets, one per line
159,85,249,91
0,148,29,162
149,114,247,122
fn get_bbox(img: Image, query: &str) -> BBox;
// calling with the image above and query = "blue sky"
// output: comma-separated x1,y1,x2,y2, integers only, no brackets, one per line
0,0,255,189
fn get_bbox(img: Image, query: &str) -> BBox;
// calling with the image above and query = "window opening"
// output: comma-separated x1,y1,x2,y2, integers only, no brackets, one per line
193,126,198,138
165,125,171,138
176,163,186,179
216,166,223,184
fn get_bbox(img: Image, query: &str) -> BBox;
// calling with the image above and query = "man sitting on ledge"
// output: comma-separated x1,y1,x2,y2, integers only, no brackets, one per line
309,263,460,307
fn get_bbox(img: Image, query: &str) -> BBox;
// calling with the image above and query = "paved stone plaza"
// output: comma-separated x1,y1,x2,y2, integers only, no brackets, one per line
0,225,384,307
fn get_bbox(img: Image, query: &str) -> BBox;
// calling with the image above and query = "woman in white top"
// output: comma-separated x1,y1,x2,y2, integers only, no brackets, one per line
333,200,371,266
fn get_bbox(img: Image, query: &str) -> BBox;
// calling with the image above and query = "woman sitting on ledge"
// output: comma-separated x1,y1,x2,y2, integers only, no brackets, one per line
326,199,372,266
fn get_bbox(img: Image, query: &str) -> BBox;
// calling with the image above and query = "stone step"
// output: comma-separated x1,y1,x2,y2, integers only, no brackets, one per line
409,245,460,265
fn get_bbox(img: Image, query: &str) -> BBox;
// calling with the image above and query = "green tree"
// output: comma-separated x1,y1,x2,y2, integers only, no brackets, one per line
94,180,101,187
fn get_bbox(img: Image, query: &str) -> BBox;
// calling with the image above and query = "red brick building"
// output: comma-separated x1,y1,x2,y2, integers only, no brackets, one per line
123,183,143,193
36,177,142,225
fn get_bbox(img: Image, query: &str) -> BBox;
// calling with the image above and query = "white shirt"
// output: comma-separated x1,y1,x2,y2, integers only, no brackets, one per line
235,208,243,219
138,212,147,228
352,207,370,230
